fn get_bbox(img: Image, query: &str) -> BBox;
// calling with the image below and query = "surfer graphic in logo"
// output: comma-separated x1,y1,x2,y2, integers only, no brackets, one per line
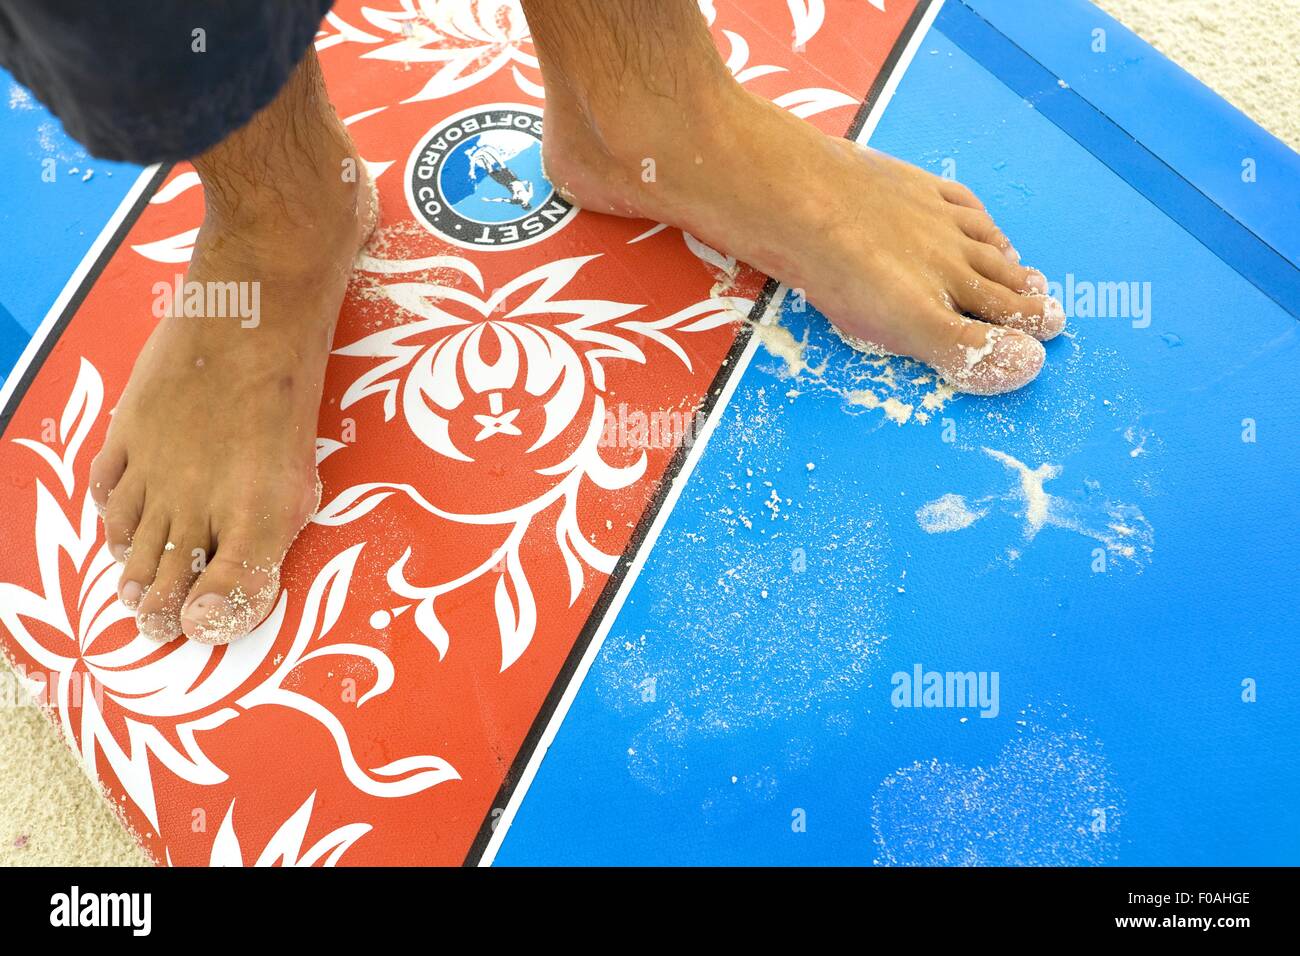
466,141,535,211
406,104,577,250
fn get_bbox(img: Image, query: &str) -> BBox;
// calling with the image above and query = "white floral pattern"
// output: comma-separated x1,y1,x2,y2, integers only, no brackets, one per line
312,0,865,116
208,792,371,867
0,362,457,845
320,253,749,670
316,0,542,101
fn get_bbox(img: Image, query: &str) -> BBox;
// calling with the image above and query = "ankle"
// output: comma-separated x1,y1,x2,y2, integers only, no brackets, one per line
588,69,738,161
544,72,747,215
193,52,367,246
200,150,369,257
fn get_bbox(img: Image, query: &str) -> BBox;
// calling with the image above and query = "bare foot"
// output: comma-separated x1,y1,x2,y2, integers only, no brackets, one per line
541,71,1065,395
89,51,376,643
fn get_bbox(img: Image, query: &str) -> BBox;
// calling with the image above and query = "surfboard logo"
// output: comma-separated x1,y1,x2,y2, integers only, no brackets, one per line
405,104,575,250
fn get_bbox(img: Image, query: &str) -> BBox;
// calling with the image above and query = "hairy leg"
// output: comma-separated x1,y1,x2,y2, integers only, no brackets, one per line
522,0,1063,394
90,48,376,643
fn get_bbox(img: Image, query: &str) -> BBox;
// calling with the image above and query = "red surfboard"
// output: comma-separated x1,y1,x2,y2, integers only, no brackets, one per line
0,0,920,865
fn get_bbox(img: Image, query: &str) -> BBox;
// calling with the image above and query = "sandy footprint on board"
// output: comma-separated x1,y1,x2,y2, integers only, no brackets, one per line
916,447,1155,570
871,706,1125,866
598,388,893,793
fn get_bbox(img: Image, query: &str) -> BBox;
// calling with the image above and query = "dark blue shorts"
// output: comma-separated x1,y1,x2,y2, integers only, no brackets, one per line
0,0,333,163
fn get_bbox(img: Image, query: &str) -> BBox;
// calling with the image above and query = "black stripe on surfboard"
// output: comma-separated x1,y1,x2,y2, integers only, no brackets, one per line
463,0,940,867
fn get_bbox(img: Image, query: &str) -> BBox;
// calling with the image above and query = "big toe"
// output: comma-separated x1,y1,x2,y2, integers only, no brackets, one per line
889,302,1048,397
940,321,1046,396
180,537,286,645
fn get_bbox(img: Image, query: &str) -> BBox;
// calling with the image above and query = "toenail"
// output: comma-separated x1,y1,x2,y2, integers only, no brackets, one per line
182,593,229,627
120,581,143,609
1004,245,1020,264
108,542,128,562
990,333,1046,378
1026,270,1049,294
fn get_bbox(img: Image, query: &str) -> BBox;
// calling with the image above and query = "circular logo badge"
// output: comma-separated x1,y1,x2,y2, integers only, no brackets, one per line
405,104,576,251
